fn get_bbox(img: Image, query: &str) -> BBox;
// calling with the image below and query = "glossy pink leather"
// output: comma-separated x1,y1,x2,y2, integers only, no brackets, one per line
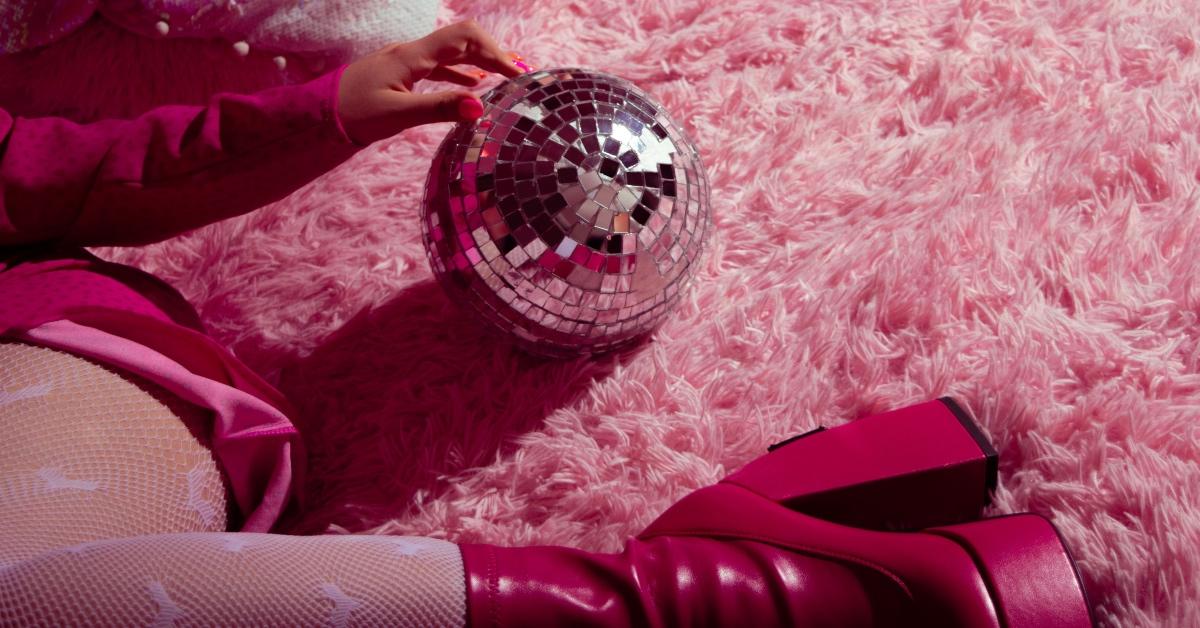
462,484,1093,627
930,516,1094,628
462,534,908,627
727,398,996,530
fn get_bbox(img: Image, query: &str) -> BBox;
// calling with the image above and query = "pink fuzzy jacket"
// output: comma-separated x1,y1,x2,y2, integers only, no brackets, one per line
0,67,361,531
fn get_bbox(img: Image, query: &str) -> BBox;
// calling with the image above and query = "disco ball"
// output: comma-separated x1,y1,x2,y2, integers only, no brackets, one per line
420,68,711,357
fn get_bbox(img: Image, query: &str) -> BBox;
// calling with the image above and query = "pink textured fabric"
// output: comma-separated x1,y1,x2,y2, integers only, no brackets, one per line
0,249,202,331
1,1,1198,624
0,1,98,53
0,0,436,61
0,66,358,247
0,66,361,530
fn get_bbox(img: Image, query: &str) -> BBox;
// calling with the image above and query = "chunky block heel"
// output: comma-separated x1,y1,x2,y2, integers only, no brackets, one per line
636,484,1096,627
722,398,999,530
930,514,1096,628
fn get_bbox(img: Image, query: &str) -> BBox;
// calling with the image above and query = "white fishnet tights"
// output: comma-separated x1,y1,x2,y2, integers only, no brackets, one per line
0,341,466,627
0,340,229,564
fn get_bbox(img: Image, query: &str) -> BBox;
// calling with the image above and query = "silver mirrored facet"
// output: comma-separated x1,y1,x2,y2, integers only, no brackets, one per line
421,68,711,357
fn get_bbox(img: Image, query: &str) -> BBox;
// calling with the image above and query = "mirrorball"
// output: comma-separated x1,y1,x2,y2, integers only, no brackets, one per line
420,68,711,357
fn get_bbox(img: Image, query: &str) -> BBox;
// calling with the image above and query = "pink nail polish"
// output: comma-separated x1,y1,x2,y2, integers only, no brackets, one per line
458,96,484,120
514,60,533,73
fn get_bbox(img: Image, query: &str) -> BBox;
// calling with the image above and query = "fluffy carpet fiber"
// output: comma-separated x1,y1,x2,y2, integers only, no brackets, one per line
3,0,1198,624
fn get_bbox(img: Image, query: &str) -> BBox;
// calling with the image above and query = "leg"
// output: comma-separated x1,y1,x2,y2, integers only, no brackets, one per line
0,342,466,626
0,340,228,563
1,533,465,627
1,341,1091,626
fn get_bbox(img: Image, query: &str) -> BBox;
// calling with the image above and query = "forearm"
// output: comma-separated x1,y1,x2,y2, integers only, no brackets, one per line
0,67,362,248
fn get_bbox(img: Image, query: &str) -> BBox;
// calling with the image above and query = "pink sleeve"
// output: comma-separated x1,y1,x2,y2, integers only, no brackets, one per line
0,66,362,247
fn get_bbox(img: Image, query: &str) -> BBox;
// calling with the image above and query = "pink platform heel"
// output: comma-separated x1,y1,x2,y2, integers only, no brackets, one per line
462,483,1095,627
927,514,1096,628
733,397,997,530
460,399,1094,627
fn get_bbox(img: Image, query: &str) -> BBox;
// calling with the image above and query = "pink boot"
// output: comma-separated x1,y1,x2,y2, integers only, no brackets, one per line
739,397,997,530
462,490,1092,626
460,407,1093,627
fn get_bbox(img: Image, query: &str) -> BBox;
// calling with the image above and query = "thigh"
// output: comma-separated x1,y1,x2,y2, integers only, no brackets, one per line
0,340,229,565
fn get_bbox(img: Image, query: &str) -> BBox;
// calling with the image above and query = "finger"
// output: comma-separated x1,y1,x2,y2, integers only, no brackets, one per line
428,65,485,87
419,20,523,78
508,52,534,73
390,90,485,129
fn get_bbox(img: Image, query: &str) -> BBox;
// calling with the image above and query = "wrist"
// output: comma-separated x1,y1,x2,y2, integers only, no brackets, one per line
329,63,370,147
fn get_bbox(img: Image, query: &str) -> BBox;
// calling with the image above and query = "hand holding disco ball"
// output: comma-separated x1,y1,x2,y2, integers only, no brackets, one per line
421,68,711,357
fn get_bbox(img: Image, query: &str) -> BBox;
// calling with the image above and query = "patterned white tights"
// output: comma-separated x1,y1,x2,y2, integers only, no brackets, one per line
0,341,466,627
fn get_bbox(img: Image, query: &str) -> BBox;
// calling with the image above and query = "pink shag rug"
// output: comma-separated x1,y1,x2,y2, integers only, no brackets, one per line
3,0,1199,624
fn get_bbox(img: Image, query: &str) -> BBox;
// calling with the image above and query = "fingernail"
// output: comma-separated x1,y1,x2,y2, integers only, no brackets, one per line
514,60,533,72
476,71,489,79
458,96,484,120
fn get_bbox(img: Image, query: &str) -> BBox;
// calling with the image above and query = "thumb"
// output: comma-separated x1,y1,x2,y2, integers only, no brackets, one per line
393,90,485,129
